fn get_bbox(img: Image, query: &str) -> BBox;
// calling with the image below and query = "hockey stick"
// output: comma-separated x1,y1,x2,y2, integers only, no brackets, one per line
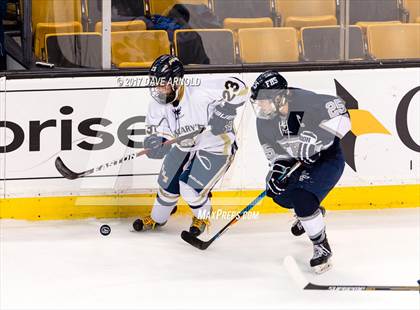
55,127,206,180
284,256,420,292
181,161,302,250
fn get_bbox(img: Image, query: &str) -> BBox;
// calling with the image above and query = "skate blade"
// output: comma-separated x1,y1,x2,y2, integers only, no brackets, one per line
312,261,332,274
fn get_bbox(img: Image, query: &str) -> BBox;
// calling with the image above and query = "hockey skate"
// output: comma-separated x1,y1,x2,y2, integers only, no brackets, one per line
291,206,326,236
132,216,166,232
189,216,210,237
310,238,332,274
132,206,177,232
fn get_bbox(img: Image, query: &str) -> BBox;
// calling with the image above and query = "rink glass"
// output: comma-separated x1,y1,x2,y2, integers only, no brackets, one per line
2,0,419,71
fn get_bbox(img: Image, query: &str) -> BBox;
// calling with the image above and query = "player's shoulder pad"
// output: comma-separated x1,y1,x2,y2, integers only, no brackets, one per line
288,90,347,121
204,76,249,107
222,76,249,107
322,95,347,119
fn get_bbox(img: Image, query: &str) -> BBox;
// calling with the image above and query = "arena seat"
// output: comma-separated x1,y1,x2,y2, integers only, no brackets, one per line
174,29,235,65
148,0,210,15
94,20,147,32
213,0,272,21
32,0,82,27
356,20,402,34
301,26,365,61
45,33,102,68
275,0,337,29
118,62,155,68
32,0,83,59
403,0,420,23
223,17,273,40
238,27,299,63
223,17,273,31
366,23,420,59
348,0,402,24
111,30,170,67
35,22,83,60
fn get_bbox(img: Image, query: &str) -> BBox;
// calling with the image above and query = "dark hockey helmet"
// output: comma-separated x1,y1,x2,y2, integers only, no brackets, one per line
250,71,289,119
149,54,185,105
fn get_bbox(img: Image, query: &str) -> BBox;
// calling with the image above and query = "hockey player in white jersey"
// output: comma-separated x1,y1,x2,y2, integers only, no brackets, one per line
133,55,248,236
251,71,351,273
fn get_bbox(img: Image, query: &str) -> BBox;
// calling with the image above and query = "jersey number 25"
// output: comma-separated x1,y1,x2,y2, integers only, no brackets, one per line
325,99,346,118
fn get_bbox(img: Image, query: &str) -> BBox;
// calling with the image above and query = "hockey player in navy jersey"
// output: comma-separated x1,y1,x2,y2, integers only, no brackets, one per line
250,71,351,273
133,55,248,236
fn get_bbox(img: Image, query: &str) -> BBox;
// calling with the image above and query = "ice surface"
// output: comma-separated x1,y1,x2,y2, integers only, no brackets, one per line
1,208,419,310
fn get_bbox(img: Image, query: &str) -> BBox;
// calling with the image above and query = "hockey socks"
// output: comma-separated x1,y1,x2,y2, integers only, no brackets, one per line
151,193,178,224
291,206,326,236
298,208,326,243
190,197,212,219
298,209,332,273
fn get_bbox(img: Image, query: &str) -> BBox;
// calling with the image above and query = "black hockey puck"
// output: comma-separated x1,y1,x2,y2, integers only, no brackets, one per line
133,219,144,232
100,224,111,236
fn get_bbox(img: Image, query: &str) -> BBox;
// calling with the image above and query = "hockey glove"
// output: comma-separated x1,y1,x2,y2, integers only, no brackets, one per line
297,131,322,165
144,135,171,159
208,103,237,135
266,162,291,198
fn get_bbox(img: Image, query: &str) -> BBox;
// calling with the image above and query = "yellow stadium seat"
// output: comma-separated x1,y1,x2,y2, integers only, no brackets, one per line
223,17,273,42
275,0,337,29
118,62,155,68
404,0,420,23
111,31,171,67
94,20,147,33
223,17,273,31
285,15,337,30
34,21,83,60
356,21,401,34
238,27,299,63
366,24,420,59
148,0,209,15
32,0,83,60
32,0,82,27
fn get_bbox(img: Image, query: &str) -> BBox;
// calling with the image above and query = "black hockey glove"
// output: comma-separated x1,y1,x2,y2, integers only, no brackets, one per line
266,162,292,198
208,103,237,135
297,131,322,165
144,134,171,159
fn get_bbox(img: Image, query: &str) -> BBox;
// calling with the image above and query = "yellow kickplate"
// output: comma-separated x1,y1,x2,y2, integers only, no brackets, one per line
0,184,418,220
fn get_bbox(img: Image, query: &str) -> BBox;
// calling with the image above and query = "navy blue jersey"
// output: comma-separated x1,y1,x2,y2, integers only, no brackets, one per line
257,88,350,165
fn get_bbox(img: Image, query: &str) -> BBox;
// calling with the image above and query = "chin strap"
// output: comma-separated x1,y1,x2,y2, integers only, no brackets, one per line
168,85,185,105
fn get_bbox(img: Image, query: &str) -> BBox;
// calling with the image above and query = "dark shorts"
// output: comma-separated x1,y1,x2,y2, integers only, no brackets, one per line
273,146,345,208
158,146,234,196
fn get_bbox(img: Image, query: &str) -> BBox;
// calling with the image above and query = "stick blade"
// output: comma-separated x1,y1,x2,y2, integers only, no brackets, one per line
55,157,79,180
181,230,209,250
283,255,309,290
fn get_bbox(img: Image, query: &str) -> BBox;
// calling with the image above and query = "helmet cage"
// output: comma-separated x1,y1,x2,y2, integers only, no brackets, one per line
150,82,181,105
251,89,289,120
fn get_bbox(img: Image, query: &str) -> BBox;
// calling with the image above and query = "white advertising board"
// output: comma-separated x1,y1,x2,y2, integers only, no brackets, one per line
2,68,419,198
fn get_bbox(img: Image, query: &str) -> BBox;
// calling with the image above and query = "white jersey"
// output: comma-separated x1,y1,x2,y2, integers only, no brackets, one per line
146,77,248,154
